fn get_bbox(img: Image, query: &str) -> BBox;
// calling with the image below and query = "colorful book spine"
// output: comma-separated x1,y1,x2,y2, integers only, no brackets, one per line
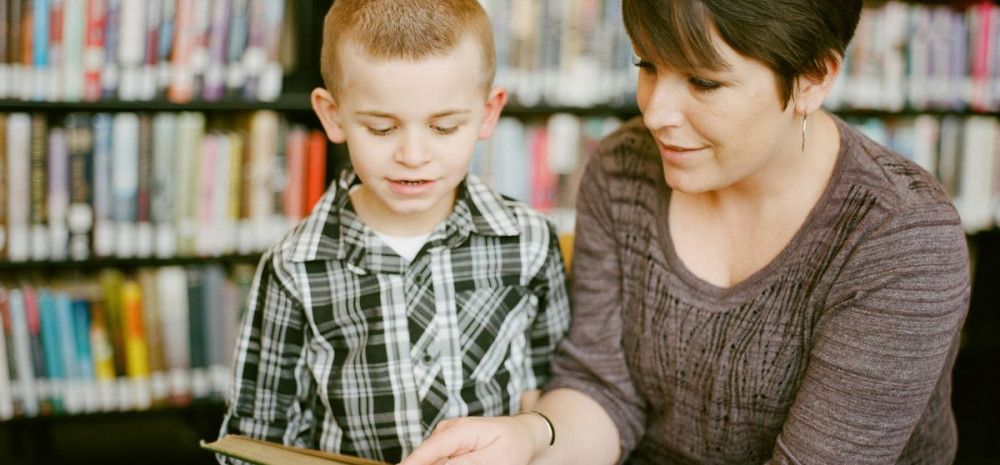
29,113,48,260
37,290,64,413
83,0,106,101
22,287,49,415
283,126,307,220
151,112,176,258
88,300,117,411
136,113,154,257
0,0,9,99
305,130,328,212
0,113,7,260
91,113,115,258
202,0,231,101
46,127,69,261
31,0,50,101
155,0,175,96
0,289,12,420
121,281,151,410
66,113,94,261
61,0,85,101
0,288,19,416
45,0,62,101
9,288,39,416
111,112,138,258
167,0,195,102
140,0,161,100
100,0,120,99
71,299,97,412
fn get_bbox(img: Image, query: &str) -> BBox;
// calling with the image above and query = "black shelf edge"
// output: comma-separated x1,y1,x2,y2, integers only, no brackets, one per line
3,98,1000,119
0,398,227,426
0,94,315,112
0,254,263,270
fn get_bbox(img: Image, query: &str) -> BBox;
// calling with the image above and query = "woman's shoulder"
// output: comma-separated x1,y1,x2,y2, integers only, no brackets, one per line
834,116,961,230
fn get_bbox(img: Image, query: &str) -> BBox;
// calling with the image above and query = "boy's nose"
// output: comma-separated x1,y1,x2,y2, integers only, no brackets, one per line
395,132,431,167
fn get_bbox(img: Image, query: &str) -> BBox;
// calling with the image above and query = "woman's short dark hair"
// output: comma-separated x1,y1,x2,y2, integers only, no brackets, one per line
622,0,863,108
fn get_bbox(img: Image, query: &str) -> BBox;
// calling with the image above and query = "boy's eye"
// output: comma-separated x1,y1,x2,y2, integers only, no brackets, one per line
366,126,394,136
431,125,459,135
688,76,722,91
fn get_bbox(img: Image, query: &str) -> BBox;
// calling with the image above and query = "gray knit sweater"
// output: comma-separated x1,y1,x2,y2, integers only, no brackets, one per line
547,116,970,465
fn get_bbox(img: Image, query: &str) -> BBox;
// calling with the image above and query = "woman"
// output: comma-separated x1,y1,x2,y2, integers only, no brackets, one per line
401,0,970,464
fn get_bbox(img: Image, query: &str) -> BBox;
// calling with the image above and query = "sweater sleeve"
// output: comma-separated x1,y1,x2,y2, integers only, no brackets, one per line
768,212,970,465
545,156,648,462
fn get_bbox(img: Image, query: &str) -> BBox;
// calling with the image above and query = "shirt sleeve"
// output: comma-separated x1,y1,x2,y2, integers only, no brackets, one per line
218,254,317,463
523,221,572,390
767,214,970,465
545,156,648,462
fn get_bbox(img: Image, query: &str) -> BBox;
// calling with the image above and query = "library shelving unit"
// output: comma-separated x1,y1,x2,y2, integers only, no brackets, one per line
1,1,998,465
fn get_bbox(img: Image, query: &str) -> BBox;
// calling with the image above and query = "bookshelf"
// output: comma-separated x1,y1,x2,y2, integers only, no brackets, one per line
0,1,998,465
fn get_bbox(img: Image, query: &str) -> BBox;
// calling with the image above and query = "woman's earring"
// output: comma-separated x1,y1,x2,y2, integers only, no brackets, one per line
801,114,809,152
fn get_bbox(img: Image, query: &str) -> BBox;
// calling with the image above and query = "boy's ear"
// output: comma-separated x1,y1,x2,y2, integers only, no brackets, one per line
477,86,508,139
311,87,347,143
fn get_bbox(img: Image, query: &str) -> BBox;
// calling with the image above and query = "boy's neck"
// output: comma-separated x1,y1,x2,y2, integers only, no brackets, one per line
348,185,457,236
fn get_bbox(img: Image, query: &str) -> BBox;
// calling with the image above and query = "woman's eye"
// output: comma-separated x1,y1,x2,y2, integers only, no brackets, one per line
366,126,394,136
688,76,722,91
631,55,654,71
432,125,459,135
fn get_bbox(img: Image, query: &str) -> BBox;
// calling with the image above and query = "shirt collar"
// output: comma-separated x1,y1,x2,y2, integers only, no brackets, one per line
285,169,520,269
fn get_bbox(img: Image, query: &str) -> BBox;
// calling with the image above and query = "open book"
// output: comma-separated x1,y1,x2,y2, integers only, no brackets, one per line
201,435,390,465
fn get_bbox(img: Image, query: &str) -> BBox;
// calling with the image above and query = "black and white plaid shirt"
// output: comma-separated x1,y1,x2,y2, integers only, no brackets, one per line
220,170,571,463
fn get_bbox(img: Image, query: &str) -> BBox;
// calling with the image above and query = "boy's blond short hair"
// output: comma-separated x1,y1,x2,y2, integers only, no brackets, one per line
320,0,496,97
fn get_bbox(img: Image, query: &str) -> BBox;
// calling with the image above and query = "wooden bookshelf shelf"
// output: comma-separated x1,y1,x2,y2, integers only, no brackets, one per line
0,398,227,426
0,254,262,270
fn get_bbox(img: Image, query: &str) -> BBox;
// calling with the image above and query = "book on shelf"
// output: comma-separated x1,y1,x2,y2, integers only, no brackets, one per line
1,0,293,103
0,263,253,419
201,435,390,465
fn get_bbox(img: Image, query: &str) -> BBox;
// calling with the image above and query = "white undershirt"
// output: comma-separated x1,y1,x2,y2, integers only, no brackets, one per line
374,231,431,262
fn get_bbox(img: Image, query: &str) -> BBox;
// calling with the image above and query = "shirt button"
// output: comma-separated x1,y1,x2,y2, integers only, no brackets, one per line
422,353,434,364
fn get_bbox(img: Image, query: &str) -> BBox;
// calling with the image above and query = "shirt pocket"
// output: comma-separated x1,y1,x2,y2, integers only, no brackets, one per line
455,285,535,383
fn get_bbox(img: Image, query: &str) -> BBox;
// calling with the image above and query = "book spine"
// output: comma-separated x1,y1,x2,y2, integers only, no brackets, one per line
116,0,144,100
29,113,48,260
140,0,160,100
305,130,328,212
135,113,153,257
70,299,97,412
137,269,167,403
60,0,84,101
0,113,7,260
224,0,249,98
20,0,32,101
185,266,208,398
151,112,176,258
46,127,69,261
83,0,105,101
45,0,62,101
7,113,32,262
121,281,151,409
54,292,82,413
226,132,244,254
31,0,50,101
283,126,306,220
9,288,39,416
156,266,190,403
111,112,138,258
0,0,9,99
155,0,175,97
0,289,12,420
167,0,195,102
21,287,48,414
37,290,64,413
0,289,21,416
88,300,117,411
91,113,115,257
66,113,94,261
202,0,231,101
100,0,119,99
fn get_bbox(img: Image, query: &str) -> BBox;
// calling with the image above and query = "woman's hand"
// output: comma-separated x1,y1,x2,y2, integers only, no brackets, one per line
399,414,550,465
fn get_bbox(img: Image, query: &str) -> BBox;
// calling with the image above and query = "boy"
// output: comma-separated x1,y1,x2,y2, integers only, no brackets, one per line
218,0,571,462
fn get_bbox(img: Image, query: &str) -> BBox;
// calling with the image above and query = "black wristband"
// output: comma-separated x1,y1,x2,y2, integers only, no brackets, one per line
519,410,555,446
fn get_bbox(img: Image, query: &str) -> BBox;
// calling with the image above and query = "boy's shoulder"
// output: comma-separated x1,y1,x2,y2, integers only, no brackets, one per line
462,174,558,241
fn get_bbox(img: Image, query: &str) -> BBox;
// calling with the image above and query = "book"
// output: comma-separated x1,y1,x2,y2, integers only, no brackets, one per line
200,435,390,465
